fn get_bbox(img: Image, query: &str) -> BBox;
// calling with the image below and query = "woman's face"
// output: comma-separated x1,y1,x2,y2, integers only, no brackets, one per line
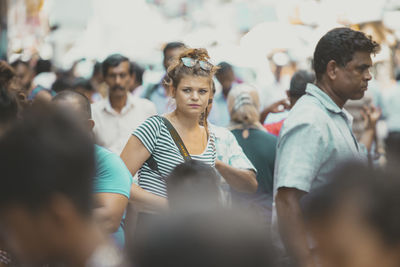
173,75,211,117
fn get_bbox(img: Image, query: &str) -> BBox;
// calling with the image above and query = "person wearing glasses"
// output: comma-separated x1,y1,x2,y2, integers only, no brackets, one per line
121,48,257,214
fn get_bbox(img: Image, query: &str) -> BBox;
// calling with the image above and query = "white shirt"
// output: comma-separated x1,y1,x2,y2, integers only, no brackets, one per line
92,93,157,155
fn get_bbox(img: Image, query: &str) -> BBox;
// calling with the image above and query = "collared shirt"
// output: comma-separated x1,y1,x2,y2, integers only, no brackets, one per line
144,82,173,115
274,83,367,194
92,93,157,155
208,91,230,127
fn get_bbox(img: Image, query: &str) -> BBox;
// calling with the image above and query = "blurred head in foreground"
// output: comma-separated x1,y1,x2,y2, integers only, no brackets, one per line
0,103,96,265
304,163,400,267
166,160,220,211
131,208,277,267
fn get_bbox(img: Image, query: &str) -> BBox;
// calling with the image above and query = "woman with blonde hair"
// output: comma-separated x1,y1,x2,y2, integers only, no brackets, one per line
227,84,277,223
121,48,218,212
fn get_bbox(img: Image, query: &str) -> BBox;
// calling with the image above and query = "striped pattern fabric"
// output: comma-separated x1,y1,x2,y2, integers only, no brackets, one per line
133,116,216,198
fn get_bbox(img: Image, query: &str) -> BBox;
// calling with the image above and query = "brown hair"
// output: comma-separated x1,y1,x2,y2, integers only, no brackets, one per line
0,60,15,87
164,48,219,135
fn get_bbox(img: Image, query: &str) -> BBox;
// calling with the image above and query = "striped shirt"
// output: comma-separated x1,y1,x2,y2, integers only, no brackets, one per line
133,116,216,197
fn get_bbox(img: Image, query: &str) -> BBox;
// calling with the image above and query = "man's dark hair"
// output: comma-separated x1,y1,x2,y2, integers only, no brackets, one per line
34,59,52,75
303,162,400,246
0,103,95,215
289,70,315,97
167,160,220,211
216,62,233,76
102,54,131,77
313,27,380,81
132,209,277,267
163,42,185,58
73,77,94,92
10,59,29,69
53,90,92,120
0,86,18,126
51,77,73,93
92,61,102,77
130,62,145,85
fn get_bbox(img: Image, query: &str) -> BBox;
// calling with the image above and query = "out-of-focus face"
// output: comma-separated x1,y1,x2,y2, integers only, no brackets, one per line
163,47,185,71
216,69,235,93
173,75,211,118
333,51,373,103
309,202,400,267
14,63,33,91
104,61,131,98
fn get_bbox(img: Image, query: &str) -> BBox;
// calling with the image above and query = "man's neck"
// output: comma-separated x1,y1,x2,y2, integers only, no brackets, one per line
316,80,346,109
109,93,127,114
63,221,105,267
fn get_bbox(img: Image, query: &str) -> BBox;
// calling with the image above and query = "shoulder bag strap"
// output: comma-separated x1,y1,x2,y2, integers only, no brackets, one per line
161,117,192,161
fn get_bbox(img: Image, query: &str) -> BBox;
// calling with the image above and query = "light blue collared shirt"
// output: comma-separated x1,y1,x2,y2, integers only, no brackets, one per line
208,91,230,127
274,83,367,194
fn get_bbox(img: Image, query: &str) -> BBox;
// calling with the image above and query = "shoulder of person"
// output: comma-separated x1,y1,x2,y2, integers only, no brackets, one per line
132,96,157,109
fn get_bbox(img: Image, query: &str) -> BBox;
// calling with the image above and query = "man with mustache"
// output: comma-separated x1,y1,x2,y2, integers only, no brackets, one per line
92,54,156,155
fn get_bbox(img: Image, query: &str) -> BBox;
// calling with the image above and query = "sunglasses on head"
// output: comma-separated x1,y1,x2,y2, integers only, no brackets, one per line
181,57,213,71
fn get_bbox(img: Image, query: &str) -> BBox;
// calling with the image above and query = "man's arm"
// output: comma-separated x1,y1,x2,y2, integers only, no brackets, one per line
93,193,129,233
260,99,290,124
276,187,315,267
215,160,257,193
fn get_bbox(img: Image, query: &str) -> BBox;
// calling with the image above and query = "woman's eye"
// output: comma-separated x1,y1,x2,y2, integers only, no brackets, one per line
182,88,191,93
199,89,208,94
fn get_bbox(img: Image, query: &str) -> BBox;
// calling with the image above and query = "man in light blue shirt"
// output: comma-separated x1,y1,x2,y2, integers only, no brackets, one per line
143,42,186,114
274,28,380,267
208,62,237,127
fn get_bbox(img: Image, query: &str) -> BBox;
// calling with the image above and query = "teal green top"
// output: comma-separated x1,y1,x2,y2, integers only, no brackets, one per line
94,145,133,248
231,128,276,208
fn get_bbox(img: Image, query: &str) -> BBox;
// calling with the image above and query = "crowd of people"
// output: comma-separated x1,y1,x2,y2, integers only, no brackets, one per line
0,26,400,267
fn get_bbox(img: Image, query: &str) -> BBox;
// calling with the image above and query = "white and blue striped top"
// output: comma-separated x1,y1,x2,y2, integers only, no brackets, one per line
133,116,216,198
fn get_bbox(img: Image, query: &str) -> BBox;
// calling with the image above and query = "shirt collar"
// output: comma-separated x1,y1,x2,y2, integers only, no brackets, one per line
104,93,136,115
306,83,353,124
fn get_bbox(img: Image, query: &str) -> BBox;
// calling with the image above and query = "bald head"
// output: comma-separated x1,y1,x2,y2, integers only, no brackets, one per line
52,90,91,120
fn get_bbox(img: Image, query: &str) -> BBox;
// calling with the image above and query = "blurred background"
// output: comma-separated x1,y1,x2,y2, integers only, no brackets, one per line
2,0,400,86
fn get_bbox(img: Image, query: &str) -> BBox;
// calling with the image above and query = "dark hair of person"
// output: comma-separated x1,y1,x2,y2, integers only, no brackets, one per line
102,54,131,77
51,77,73,93
303,162,400,246
0,86,18,126
0,103,95,215
34,59,52,75
10,59,29,69
73,77,95,92
0,60,15,87
216,61,233,77
132,208,277,267
166,160,220,210
130,61,145,85
165,48,219,135
92,61,102,77
313,27,380,81
53,90,92,120
163,42,186,58
289,70,315,97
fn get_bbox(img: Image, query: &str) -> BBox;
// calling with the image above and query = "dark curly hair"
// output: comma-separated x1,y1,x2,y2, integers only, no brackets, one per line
313,27,380,81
